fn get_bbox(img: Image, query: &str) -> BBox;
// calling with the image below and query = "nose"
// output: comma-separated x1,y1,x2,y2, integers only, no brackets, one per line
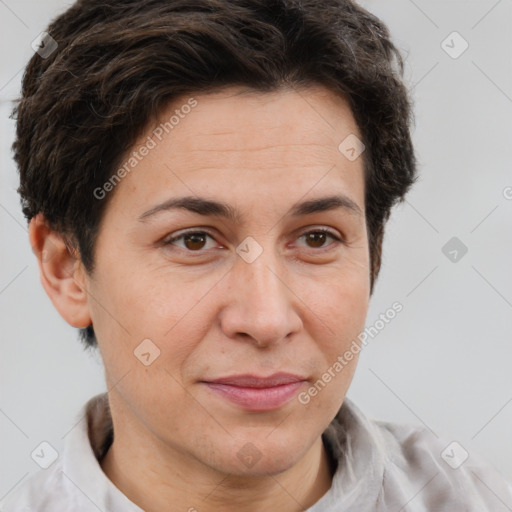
218,248,302,348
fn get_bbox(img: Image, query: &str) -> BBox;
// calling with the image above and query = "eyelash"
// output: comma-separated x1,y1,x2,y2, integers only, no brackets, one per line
162,227,344,253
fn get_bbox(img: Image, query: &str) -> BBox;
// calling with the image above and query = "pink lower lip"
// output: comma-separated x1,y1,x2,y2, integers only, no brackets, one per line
204,381,305,411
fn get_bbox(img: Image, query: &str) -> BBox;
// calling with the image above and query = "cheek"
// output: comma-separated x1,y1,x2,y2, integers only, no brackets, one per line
92,271,217,387
309,273,369,382
302,278,366,415
92,263,204,339
314,260,369,327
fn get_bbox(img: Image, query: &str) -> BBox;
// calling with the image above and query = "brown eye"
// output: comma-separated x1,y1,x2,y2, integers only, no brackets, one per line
305,231,328,248
298,229,342,250
163,231,216,251
182,233,207,250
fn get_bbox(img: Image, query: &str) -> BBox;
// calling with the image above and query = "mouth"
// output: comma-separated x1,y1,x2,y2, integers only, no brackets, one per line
201,373,308,411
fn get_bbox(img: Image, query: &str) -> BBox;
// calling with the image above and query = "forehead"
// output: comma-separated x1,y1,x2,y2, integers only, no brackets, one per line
105,84,365,218
157,84,359,154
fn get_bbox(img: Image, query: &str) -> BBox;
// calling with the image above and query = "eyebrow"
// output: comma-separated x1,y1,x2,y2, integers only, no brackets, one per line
137,194,363,223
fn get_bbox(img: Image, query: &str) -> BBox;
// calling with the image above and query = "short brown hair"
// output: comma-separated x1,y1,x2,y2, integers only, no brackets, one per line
12,0,418,349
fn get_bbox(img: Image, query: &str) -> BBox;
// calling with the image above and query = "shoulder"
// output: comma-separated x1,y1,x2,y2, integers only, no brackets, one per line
375,417,512,511
1,393,114,512
1,459,72,511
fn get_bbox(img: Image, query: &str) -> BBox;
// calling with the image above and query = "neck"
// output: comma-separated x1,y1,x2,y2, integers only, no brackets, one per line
101,423,334,512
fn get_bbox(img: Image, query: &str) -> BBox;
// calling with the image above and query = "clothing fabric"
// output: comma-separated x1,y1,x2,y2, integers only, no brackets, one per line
3,392,512,511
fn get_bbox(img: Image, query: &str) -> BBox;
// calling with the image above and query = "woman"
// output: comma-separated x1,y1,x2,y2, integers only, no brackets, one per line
4,0,512,510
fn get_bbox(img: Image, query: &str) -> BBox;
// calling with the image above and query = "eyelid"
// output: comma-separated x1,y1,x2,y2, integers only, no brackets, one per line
162,225,344,252
293,226,345,249
295,225,342,239
162,228,219,247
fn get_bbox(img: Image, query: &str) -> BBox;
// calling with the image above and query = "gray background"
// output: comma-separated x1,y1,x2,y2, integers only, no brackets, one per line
1,0,511,503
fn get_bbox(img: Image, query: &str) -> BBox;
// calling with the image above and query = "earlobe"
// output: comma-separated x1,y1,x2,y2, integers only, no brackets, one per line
28,213,92,328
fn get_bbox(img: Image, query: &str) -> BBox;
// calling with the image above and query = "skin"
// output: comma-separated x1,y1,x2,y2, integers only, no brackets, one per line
29,84,371,512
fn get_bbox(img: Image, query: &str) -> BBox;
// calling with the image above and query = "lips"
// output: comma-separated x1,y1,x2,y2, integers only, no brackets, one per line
206,373,306,388
202,373,307,411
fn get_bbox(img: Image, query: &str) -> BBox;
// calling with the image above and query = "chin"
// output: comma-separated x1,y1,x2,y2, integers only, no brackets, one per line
210,436,308,478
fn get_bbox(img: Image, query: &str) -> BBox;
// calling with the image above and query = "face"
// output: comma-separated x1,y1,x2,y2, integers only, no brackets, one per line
84,84,370,476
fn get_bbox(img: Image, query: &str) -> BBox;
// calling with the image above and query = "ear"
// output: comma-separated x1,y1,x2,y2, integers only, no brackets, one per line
28,213,92,329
